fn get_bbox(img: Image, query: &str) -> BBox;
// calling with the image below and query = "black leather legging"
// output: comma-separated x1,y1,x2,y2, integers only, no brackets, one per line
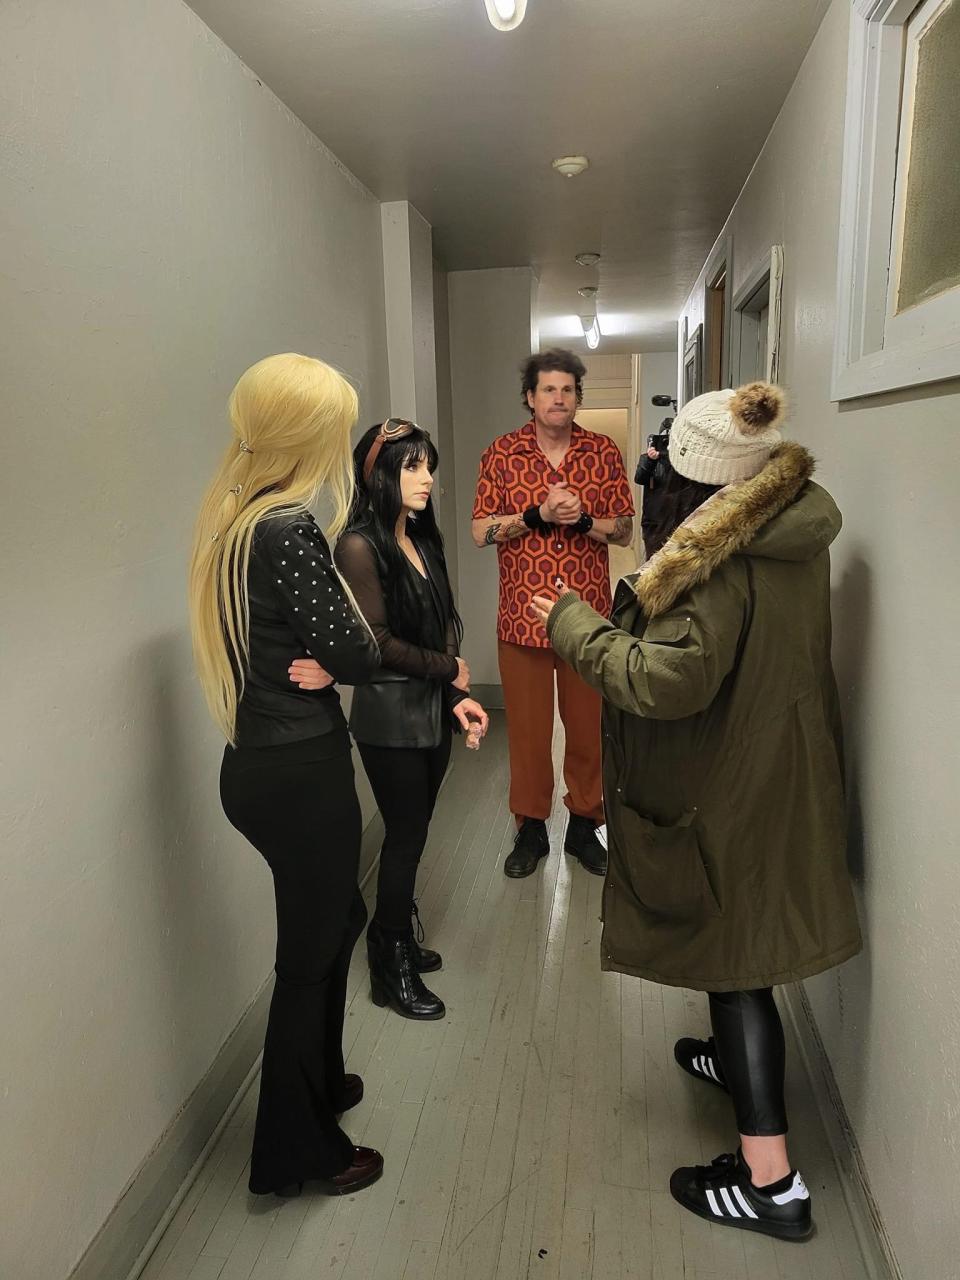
708,988,788,1136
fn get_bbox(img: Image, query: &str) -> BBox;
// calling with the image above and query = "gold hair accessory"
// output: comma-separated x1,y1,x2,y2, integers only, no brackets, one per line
362,418,422,484
231,484,243,495
239,440,254,454
211,531,220,541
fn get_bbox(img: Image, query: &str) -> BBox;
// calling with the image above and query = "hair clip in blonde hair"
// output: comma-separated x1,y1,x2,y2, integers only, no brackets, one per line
231,484,243,495
211,531,220,541
239,440,254,454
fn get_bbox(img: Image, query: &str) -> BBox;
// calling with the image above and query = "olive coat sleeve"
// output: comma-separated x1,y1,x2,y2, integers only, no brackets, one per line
546,574,746,722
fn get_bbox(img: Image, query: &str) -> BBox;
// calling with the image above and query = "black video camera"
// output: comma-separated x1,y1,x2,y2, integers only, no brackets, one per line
649,393,677,447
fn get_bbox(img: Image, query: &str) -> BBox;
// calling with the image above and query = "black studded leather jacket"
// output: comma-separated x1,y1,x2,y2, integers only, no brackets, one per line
233,509,380,748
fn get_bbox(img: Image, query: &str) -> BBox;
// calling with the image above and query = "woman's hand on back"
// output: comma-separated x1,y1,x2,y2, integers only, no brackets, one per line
452,657,471,692
288,657,335,690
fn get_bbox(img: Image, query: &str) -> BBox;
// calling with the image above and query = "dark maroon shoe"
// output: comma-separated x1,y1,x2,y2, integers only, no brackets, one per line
316,1146,383,1196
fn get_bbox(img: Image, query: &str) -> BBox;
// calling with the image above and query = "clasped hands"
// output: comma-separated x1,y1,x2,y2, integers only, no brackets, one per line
540,484,582,526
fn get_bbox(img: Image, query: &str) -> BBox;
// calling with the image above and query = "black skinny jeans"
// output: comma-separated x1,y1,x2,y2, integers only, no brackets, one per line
358,728,452,933
708,988,788,1136
220,730,366,1194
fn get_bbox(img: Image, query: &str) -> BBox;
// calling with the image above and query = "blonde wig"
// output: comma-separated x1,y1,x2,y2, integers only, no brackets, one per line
189,353,358,742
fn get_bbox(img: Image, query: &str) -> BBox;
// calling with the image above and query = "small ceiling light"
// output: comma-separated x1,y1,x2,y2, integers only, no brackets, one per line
552,155,589,178
580,314,601,350
484,0,527,31
578,285,598,299
575,252,601,267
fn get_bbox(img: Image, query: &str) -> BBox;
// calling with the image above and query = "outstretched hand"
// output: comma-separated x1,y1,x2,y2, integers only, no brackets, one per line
530,580,576,629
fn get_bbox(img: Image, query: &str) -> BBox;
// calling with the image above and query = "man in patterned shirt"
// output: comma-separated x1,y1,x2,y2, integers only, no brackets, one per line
472,349,635,878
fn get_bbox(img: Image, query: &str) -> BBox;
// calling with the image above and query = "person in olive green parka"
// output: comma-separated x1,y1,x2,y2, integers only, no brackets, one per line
533,382,861,1244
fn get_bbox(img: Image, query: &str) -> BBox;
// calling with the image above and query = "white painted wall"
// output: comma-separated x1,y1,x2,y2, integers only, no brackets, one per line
380,201,438,435
433,265,460,600
447,268,537,687
638,351,679,445
678,3,960,1274
0,3,389,1277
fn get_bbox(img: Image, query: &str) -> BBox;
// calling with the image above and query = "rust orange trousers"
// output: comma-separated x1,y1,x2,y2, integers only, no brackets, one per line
497,640,604,826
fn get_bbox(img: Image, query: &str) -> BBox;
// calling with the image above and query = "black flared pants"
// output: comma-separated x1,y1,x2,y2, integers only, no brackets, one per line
220,730,366,1194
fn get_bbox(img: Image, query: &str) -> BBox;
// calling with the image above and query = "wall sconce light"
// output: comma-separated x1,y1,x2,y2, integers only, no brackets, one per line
483,0,527,31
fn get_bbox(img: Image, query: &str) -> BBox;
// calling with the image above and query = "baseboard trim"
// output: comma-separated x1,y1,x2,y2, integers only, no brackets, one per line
70,979,272,1280
68,810,386,1280
472,682,504,709
781,983,902,1280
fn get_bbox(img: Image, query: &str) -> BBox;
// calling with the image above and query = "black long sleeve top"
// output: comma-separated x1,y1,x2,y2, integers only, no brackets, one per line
233,510,380,748
334,531,460,682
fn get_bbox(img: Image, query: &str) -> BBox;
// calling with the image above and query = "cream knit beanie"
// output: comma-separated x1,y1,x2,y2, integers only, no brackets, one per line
670,382,786,485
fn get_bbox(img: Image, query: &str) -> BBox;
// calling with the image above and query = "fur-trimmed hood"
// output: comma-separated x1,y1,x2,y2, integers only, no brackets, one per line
632,442,840,617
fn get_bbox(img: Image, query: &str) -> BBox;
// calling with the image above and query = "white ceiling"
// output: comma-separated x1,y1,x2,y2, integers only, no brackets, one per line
186,0,830,352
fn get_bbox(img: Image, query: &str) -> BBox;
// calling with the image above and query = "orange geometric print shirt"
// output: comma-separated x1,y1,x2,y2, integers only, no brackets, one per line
473,420,635,648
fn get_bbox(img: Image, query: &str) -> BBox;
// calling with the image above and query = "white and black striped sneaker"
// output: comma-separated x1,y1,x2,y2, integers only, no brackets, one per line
670,1150,812,1241
673,1035,728,1092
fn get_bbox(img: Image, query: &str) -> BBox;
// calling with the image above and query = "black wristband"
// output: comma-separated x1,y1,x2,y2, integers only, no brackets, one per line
573,511,594,534
523,504,550,531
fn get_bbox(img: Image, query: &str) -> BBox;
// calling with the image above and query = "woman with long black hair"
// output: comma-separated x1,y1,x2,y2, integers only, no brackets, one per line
290,420,488,1021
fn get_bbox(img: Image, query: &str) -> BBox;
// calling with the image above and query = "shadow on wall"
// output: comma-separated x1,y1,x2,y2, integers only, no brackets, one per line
810,551,874,1117
139,628,265,1097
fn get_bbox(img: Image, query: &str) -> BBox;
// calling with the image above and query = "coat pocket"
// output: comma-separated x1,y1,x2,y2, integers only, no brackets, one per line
614,806,722,920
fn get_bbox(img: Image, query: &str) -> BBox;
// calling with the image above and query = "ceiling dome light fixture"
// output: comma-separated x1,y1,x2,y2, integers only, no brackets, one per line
575,251,601,267
552,155,589,178
483,0,527,31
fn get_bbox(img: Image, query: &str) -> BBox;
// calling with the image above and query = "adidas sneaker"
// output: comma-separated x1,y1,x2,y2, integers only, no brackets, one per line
673,1035,728,1092
669,1150,812,1241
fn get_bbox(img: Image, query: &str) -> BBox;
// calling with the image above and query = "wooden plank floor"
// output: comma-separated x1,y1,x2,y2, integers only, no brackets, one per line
140,713,873,1280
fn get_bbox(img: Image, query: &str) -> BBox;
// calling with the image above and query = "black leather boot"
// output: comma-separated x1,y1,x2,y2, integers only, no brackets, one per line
504,818,549,878
367,922,445,1020
411,900,442,973
564,814,607,876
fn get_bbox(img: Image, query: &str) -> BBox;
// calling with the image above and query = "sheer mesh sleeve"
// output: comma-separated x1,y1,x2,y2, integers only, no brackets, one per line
334,532,460,681
445,615,469,713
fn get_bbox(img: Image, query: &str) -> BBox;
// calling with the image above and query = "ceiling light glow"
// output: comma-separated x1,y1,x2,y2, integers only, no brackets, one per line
483,0,527,31
581,314,601,350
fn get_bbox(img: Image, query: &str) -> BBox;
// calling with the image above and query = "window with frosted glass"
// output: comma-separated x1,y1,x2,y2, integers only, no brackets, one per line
895,0,960,313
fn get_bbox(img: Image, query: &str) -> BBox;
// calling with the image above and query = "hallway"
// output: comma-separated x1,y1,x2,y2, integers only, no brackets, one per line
5,0,960,1276
140,717,872,1280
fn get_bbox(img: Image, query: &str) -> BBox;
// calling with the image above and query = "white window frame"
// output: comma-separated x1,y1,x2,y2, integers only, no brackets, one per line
731,246,785,385
833,0,960,401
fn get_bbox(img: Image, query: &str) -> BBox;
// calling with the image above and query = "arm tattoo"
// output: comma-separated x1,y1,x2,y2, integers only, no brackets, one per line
611,515,633,546
483,519,527,546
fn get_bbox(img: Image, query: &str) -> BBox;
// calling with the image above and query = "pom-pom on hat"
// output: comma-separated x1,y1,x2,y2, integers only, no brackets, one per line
670,381,787,486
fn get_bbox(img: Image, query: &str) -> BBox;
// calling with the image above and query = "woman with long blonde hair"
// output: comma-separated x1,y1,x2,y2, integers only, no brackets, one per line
189,353,383,1198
